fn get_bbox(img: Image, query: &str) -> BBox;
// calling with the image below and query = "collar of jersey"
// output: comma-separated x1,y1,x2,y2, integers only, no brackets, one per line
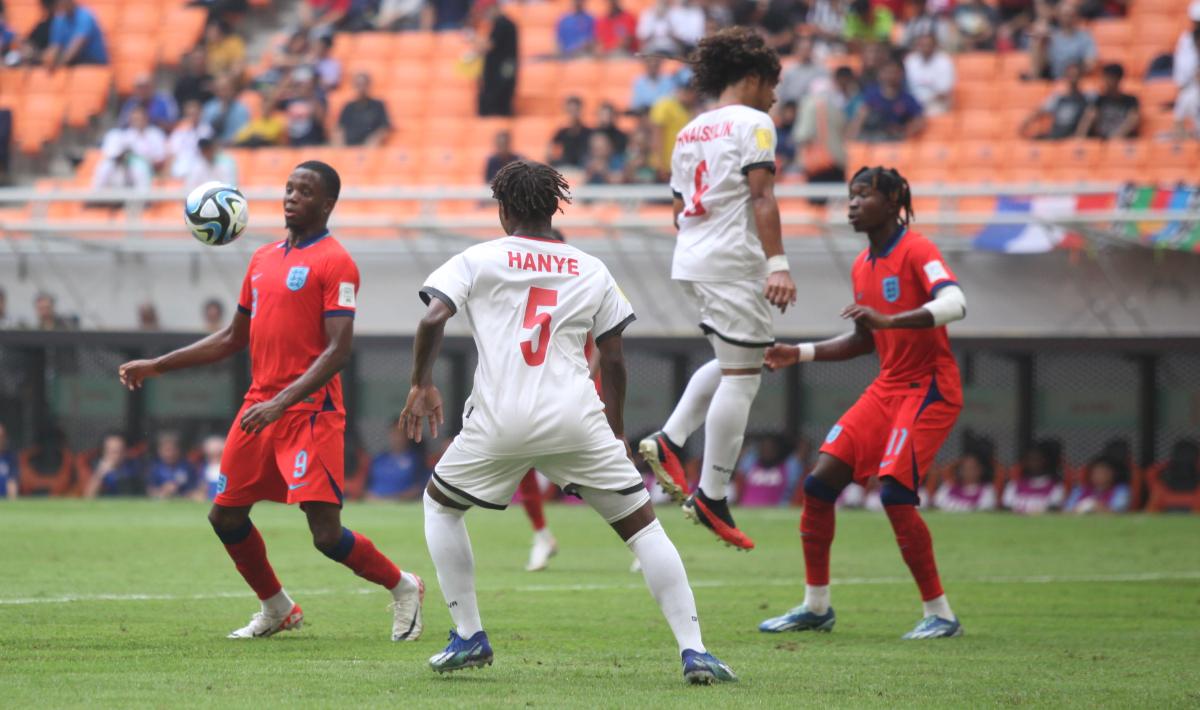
279,229,331,252
868,226,907,263
510,234,561,244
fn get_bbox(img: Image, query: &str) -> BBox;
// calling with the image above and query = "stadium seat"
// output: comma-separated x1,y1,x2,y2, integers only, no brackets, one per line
955,53,999,83
958,110,1005,140
1090,20,1132,53
1143,463,1200,513
18,445,74,496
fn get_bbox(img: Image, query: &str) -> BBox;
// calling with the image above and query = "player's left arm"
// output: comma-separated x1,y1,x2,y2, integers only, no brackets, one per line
596,334,627,446
240,315,354,433
401,298,453,443
845,245,967,330
745,115,797,313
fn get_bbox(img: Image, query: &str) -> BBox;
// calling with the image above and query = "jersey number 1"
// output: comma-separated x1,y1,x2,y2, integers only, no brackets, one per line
682,160,709,218
520,286,558,367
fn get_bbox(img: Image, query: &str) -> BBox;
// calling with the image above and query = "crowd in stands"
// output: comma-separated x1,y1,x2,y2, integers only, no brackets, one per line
0,285,241,331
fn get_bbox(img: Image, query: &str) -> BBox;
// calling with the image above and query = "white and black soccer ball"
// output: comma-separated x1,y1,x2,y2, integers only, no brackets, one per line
185,181,248,246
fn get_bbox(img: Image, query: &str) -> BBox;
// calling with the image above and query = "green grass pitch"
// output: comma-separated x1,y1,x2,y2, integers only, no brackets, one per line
2,500,1198,708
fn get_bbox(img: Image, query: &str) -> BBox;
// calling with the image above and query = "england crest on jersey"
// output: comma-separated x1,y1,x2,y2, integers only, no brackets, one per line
286,266,310,291
882,276,900,303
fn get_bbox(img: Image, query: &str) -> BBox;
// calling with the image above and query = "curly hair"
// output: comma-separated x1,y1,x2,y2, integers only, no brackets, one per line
491,160,573,224
689,27,782,98
851,166,915,226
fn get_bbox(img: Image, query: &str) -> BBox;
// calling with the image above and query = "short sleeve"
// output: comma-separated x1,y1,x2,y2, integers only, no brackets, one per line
740,111,777,175
237,255,255,315
593,271,636,342
420,252,473,314
909,239,958,298
668,137,686,198
322,251,360,318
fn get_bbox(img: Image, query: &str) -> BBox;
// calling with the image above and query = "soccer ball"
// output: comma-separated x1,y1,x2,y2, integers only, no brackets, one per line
185,181,248,246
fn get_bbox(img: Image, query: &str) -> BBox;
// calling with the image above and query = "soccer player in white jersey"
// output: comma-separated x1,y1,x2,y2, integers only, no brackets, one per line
639,27,797,551
401,160,737,685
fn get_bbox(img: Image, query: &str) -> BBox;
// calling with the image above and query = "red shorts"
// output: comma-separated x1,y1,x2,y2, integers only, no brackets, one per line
819,385,960,491
214,402,346,508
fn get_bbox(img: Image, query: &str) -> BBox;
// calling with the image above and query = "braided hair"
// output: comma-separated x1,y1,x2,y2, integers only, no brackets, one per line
851,166,915,226
491,160,572,224
689,27,781,98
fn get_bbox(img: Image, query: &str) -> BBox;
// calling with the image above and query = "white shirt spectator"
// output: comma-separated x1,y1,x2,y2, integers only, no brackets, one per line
667,0,705,49
637,2,677,55
184,151,238,191
1174,81,1200,137
93,122,167,190
1175,28,1199,89
168,120,212,179
904,47,956,115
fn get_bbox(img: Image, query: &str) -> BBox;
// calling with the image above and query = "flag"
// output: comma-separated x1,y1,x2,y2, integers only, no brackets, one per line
972,195,1080,253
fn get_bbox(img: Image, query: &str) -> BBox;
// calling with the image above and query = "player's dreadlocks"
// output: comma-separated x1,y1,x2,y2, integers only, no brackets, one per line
851,166,915,226
688,27,781,98
491,160,572,224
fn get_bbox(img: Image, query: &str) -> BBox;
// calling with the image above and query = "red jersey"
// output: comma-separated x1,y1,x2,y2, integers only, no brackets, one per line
850,228,962,405
237,230,359,413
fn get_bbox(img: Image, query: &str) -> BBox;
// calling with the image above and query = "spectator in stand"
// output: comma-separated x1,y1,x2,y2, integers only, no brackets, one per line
202,298,224,332
33,291,74,330
1172,65,1200,139
11,0,54,66
904,33,955,116
0,422,16,500
551,96,592,168
777,34,826,109
173,50,214,111
648,81,697,178
1003,439,1065,514
858,40,888,87
844,0,893,48
1065,457,1130,514
667,0,705,52
779,436,812,506
137,302,159,331
147,431,196,499
477,0,517,117
119,76,179,132
312,35,341,92
995,0,1036,51
596,0,638,55
1174,2,1200,90
200,75,251,144
806,0,847,54
557,0,595,58
583,132,623,184
594,101,628,154
194,434,224,501
848,57,925,142
902,0,956,50
283,88,326,146
737,435,792,507
366,419,428,501
184,137,238,189
203,19,245,79
168,100,209,179
1077,63,1139,140
1019,62,1089,139
433,0,471,31
953,0,999,51
233,91,286,147
631,55,682,114
0,7,16,63
760,0,808,54
373,0,425,30
774,100,798,170
636,0,682,56
1030,4,1096,81
335,72,391,147
934,450,997,512
484,129,520,182
45,0,107,68
621,123,658,184
84,432,144,497
259,30,311,89
300,0,350,34
93,106,167,190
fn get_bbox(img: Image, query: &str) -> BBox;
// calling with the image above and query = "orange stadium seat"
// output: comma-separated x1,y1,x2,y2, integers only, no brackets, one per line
159,6,207,66
955,52,999,83
1131,15,1179,49
394,31,437,60
958,109,1005,140
1090,20,1132,52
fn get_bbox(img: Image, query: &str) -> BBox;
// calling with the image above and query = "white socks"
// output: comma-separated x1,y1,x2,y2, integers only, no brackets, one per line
627,519,705,654
699,373,761,500
803,585,830,615
662,359,722,446
923,594,955,621
390,571,421,601
423,492,483,637
533,528,554,545
262,589,294,617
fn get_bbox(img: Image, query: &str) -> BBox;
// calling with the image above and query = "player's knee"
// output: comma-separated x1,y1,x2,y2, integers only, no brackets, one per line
880,479,920,507
709,336,766,372
804,474,844,504
208,507,252,544
309,523,344,553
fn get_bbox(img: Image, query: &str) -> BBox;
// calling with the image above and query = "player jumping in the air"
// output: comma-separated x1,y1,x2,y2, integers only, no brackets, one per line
758,167,968,639
402,160,736,684
118,162,424,641
639,27,797,551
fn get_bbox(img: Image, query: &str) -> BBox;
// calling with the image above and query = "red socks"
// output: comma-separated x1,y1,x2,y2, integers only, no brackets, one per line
324,528,403,589
216,521,283,601
884,504,944,601
800,496,836,586
519,470,546,532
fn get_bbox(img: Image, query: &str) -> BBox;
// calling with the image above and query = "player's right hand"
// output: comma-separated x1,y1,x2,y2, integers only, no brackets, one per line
763,344,800,371
118,359,161,390
401,384,444,444
764,271,798,314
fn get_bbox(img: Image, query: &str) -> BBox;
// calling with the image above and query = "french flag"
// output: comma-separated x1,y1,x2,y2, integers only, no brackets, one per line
972,195,1085,253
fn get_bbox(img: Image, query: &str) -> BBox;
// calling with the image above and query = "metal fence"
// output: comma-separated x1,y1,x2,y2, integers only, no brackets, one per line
1,331,1197,471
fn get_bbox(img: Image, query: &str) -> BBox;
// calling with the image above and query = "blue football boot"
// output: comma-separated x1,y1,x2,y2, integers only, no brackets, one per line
758,603,836,633
902,615,963,639
681,649,738,685
429,629,494,673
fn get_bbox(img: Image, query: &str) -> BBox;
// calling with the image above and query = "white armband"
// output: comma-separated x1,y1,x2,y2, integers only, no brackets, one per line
922,284,967,326
797,343,815,362
766,255,790,273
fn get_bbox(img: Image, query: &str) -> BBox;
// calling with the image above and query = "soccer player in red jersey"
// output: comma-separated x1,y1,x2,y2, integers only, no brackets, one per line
117,161,424,640
758,167,968,639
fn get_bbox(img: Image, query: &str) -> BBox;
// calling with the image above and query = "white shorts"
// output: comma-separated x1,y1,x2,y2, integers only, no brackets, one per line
681,279,775,348
433,434,647,513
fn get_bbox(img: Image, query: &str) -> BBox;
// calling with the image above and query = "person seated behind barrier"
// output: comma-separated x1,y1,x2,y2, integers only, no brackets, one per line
45,0,109,68
194,435,225,501
1077,63,1139,140
1003,439,1065,514
19,425,72,495
847,57,925,143
0,422,17,500
1064,456,1130,514
84,432,145,498
366,418,429,501
934,449,997,512
1019,63,1089,140
147,431,197,499
736,435,792,507
1148,439,1200,512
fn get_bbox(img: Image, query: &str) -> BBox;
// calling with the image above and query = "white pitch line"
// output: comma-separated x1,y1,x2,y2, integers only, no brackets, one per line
1,571,1197,607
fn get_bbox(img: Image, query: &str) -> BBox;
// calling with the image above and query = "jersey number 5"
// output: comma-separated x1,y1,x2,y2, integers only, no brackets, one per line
520,286,558,367
681,160,709,218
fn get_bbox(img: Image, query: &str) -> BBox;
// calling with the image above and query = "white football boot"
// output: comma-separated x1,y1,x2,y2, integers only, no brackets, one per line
390,572,425,641
227,603,303,638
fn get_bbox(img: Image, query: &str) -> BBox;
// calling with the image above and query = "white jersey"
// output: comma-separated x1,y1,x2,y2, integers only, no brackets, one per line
670,104,777,283
421,235,635,458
